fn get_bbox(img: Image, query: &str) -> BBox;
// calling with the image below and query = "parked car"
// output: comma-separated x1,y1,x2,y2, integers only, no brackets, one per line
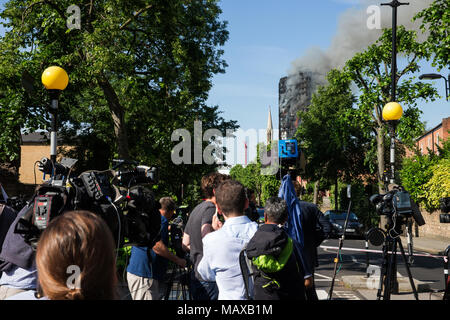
323,210,364,239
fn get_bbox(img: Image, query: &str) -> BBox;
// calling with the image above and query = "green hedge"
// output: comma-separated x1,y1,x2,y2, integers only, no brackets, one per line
399,137,450,212
422,159,450,211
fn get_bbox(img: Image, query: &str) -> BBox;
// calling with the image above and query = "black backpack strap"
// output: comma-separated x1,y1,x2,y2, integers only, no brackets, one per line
239,246,255,300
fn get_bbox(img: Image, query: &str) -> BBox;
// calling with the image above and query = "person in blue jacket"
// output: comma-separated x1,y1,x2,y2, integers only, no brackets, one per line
127,197,186,300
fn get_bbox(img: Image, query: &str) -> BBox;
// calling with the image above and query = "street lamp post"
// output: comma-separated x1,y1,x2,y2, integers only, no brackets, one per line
382,102,403,298
380,0,408,187
41,66,69,164
380,0,408,297
382,102,403,185
381,0,409,102
419,73,450,101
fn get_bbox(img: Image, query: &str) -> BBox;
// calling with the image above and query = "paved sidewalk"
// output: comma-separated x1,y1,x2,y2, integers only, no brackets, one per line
400,236,450,255
335,235,449,300
357,289,444,300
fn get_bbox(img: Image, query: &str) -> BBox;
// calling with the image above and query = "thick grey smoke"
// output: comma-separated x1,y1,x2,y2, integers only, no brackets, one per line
288,0,433,86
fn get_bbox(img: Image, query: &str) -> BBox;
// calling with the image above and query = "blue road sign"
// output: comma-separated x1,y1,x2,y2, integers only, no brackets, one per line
279,139,298,159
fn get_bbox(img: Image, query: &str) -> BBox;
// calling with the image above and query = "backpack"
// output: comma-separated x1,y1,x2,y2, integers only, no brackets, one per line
239,245,256,300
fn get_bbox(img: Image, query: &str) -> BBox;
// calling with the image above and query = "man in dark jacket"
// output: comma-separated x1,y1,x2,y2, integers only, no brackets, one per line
298,200,332,300
292,179,333,300
245,197,305,300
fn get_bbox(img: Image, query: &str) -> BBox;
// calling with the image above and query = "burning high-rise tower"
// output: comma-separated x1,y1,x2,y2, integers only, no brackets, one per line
278,72,313,141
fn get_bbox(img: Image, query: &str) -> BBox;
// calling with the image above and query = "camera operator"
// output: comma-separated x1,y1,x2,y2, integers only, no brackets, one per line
127,197,186,300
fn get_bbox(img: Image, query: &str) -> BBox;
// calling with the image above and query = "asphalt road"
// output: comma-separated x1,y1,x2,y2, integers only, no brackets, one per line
313,238,446,300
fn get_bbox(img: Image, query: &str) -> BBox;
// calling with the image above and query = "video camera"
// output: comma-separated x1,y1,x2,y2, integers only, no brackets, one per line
370,186,426,234
167,206,190,258
439,197,450,223
15,157,161,250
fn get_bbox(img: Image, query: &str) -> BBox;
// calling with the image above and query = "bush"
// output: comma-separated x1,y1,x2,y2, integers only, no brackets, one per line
422,159,450,212
399,153,437,204
399,136,449,211
260,175,281,206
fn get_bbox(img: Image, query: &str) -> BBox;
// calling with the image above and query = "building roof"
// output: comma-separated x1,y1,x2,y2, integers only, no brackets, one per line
21,132,49,144
21,132,66,145
416,118,447,141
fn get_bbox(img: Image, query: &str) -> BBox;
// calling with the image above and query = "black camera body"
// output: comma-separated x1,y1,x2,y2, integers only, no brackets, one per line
370,186,426,229
439,197,450,223
16,157,161,250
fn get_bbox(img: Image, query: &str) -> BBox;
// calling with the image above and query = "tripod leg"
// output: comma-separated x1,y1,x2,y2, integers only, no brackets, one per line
328,238,344,300
377,241,389,300
383,239,397,300
164,264,175,300
398,239,419,300
328,256,339,300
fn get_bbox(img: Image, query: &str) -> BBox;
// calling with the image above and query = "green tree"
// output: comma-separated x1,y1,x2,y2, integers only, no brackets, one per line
413,0,449,70
335,180,379,229
400,134,450,211
345,26,439,193
0,0,237,200
399,152,438,204
296,69,371,210
422,159,450,212
229,143,280,206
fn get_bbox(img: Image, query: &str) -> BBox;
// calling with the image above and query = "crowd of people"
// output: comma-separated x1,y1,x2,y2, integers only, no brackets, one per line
0,172,332,300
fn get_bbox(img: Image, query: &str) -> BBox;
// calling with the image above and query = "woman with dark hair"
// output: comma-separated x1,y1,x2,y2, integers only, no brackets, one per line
7,210,118,300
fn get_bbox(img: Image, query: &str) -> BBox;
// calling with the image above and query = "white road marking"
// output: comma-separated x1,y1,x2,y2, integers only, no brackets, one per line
314,272,333,282
316,289,361,300
316,289,328,300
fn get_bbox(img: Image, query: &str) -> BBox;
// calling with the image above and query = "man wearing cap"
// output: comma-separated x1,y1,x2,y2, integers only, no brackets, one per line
127,197,186,300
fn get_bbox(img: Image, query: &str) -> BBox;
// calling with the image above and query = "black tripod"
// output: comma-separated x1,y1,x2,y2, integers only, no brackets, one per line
328,185,352,300
376,230,419,300
163,261,191,300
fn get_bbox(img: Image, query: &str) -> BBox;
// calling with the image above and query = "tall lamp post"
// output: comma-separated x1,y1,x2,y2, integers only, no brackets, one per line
380,0,408,296
419,73,449,101
41,66,69,164
380,0,409,186
382,102,403,184
381,0,409,103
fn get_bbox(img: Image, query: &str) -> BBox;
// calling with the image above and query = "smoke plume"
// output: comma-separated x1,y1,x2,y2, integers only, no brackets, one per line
288,0,433,86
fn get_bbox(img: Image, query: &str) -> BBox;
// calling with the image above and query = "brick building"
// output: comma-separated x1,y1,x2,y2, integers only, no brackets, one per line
406,117,450,157
19,132,53,185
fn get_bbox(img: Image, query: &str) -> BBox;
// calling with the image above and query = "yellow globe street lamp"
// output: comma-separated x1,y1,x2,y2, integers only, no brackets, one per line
383,101,403,185
382,102,403,121
41,66,69,91
41,66,69,164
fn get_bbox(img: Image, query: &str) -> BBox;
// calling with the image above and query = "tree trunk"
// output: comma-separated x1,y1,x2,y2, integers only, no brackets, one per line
334,178,338,211
313,180,319,205
97,75,130,160
376,126,385,194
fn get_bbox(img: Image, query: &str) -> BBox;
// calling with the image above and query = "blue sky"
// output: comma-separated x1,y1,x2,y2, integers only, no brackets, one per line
207,0,448,132
1,0,448,165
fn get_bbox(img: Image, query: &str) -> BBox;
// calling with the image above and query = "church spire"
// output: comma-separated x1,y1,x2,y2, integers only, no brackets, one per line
267,106,273,145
